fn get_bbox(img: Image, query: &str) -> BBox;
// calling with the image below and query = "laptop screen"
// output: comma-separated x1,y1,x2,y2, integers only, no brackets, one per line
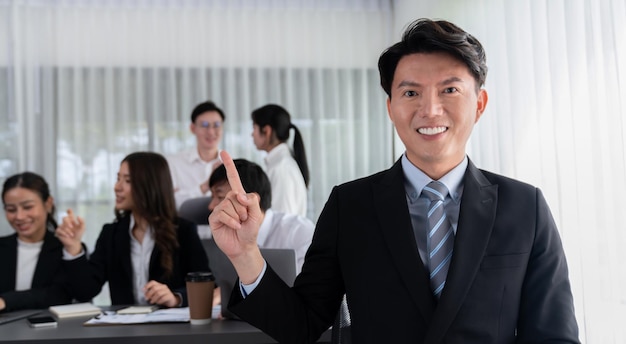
201,239,297,318
178,197,212,225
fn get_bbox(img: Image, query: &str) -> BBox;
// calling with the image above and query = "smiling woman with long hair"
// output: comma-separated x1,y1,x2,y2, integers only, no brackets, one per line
56,152,210,307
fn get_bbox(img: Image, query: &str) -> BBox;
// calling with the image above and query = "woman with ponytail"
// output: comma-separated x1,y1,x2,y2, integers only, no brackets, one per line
251,104,309,217
56,152,209,308
1,172,72,311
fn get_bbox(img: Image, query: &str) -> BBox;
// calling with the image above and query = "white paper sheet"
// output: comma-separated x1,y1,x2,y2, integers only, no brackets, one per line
84,307,190,326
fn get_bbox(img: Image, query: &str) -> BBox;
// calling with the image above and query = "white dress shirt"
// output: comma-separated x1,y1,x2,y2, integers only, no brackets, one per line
128,215,155,305
257,209,314,274
264,143,307,218
15,239,43,290
167,148,221,209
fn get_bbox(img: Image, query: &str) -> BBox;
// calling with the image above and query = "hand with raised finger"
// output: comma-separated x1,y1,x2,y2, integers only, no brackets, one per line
209,151,262,256
208,150,265,284
54,208,85,256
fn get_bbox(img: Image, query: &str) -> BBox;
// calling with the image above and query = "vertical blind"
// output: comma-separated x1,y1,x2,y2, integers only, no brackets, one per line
0,0,394,248
1,0,625,342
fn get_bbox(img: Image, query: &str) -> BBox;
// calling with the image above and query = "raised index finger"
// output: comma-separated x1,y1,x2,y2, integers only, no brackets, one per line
63,208,76,225
220,150,245,194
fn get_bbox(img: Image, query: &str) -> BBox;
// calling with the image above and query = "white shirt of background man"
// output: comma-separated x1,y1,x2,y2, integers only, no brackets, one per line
256,209,314,274
167,148,221,209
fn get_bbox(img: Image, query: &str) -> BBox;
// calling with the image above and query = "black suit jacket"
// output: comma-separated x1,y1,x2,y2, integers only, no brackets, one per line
0,231,71,311
230,159,580,343
65,215,209,306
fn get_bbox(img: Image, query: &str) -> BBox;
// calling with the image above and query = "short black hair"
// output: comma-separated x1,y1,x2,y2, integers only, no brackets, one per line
378,18,487,97
209,159,272,212
190,101,225,122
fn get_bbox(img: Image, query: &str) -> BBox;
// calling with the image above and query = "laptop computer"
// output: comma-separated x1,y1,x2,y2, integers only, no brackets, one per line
201,239,297,319
178,196,212,225
0,309,42,325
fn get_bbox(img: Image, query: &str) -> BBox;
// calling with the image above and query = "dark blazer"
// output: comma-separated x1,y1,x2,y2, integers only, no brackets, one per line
65,215,209,306
0,231,71,311
230,159,580,343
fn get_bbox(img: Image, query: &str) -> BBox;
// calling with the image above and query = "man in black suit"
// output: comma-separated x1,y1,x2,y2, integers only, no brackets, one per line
209,18,580,343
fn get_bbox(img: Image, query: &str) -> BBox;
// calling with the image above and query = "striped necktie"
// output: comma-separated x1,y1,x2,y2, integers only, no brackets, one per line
422,181,454,299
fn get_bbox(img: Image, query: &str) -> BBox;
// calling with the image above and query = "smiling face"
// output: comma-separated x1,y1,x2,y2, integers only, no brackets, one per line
387,52,488,179
3,187,53,243
190,111,223,153
114,161,135,211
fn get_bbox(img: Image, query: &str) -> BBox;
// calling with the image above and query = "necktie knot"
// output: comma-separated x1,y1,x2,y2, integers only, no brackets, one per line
422,181,449,202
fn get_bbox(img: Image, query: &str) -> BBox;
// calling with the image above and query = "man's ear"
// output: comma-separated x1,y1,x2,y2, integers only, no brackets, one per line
475,89,488,123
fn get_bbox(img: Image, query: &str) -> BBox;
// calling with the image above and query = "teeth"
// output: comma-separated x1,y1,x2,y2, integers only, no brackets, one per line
418,126,447,135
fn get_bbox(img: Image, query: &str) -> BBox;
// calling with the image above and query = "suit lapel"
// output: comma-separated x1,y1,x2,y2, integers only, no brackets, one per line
425,159,498,343
149,242,161,281
373,160,436,323
32,231,59,286
117,216,134,281
0,235,18,291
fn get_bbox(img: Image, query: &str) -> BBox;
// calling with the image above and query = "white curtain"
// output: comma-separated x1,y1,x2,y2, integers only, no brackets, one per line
0,0,394,305
394,0,626,343
0,0,394,245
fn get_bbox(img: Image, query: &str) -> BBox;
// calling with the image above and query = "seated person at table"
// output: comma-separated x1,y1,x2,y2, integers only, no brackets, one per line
208,159,313,274
56,152,210,307
1,172,72,312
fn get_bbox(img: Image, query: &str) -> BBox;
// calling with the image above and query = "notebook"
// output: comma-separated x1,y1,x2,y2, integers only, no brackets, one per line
0,309,41,325
49,302,102,318
202,239,297,319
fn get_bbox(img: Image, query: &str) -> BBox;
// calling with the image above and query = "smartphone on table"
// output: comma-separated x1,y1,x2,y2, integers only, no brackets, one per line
27,315,57,328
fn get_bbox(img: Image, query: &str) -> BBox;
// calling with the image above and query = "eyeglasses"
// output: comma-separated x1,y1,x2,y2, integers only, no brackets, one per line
196,121,222,130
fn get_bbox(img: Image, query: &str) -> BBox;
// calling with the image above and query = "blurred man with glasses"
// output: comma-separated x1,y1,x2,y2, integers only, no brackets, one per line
167,101,225,209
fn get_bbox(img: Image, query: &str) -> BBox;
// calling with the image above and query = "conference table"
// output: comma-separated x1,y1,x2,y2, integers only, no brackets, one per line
1,310,332,344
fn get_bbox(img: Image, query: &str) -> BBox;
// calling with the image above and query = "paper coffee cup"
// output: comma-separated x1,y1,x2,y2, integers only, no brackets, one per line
186,271,215,325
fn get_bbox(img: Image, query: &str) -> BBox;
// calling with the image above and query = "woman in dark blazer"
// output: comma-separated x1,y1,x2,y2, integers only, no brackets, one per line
56,152,210,307
1,172,71,312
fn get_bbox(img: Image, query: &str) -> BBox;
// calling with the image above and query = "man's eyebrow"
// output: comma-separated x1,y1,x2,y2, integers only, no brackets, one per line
396,77,464,89
396,80,421,88
440,76,464,85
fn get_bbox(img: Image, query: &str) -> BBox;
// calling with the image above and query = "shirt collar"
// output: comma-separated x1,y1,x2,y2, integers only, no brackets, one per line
185,148,221,164
264,143,291,166
128,214,154,237
401,153,466,203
